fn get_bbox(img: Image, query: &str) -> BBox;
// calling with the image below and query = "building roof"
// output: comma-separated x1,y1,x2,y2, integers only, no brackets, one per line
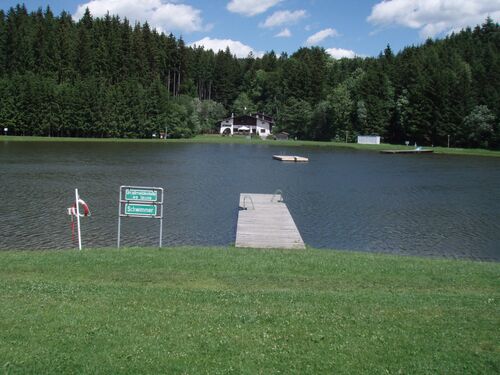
218,113,275,125
251,112,274,123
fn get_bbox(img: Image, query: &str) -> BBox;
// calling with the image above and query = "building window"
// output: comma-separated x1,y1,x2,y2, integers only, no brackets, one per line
260,129,266,133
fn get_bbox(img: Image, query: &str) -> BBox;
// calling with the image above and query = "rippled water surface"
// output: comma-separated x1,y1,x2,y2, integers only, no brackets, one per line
1,140,499,260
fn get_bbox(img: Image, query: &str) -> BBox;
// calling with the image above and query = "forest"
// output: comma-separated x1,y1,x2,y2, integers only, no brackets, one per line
0,4,499,149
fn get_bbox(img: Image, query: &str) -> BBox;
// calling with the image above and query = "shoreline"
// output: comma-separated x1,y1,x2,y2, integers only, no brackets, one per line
1,134,499,157
1,245,498,263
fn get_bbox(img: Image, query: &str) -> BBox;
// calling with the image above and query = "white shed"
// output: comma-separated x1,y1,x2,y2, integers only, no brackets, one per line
357,135,381,145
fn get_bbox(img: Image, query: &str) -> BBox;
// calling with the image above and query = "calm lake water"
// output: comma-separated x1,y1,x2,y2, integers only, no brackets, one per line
1,140,499,260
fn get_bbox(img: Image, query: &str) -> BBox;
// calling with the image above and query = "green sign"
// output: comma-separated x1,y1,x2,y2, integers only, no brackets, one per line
125,188,158,202
124,203,157,216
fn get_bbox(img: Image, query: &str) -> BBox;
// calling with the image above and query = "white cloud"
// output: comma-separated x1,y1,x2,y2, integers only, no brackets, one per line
189,37,263,58
227,0,283,17
275,28,291,37
73,0,206,33
367,0,500,38
260,10,307,28
305,28,339,45
325,48,357,59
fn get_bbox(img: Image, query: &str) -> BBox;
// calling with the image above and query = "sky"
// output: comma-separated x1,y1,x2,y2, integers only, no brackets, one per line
2,0,500,58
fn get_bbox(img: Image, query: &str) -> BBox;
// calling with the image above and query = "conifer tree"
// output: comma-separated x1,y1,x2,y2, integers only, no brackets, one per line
0,5,497,147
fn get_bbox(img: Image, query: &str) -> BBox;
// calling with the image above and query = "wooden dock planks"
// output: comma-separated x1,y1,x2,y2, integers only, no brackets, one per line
235,193,305,249
273,155,309,162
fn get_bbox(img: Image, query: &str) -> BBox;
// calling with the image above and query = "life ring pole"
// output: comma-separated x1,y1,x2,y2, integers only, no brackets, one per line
75,188,82,250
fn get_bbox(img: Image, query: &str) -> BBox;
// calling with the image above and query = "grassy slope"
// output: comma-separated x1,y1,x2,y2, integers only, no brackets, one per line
0,247,498,374
1,135,499,157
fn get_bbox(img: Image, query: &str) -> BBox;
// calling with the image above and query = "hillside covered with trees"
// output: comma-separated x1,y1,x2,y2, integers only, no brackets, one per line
0,4,498,148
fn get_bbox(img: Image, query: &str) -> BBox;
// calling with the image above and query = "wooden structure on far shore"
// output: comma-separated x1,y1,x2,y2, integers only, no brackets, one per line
273,155,309,162
235,193,305,249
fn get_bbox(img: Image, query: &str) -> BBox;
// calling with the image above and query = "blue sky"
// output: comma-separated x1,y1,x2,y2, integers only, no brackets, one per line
2,1,499,58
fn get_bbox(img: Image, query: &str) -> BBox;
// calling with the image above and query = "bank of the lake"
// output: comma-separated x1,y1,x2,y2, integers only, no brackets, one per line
1,247,498,374
1,135,499,157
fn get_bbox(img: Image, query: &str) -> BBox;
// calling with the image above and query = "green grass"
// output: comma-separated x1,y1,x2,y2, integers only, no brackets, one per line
0,247,498,374
2,134,499,157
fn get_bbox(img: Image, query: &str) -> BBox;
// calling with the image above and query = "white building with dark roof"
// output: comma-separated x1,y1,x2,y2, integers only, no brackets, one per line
219,113,274,137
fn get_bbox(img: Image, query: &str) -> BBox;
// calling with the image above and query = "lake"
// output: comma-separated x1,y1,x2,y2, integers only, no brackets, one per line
1,140,499,260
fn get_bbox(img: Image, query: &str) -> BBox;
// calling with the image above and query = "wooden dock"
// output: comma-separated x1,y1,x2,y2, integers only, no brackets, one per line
235,193,305,249
380,149,434,154
273,155,309,162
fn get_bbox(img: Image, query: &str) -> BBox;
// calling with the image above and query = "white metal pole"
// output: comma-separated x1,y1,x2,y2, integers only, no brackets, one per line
159,217,163,248
117,187,122,248
75,188,82,251
117,216,121,248
159,203,163,248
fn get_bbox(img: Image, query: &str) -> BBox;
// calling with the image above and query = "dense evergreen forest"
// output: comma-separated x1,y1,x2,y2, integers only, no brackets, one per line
0,4,499,148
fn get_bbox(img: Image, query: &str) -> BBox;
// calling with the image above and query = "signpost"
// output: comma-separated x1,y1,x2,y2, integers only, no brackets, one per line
125,188,158,202
124,203,157,216
118,185,164,248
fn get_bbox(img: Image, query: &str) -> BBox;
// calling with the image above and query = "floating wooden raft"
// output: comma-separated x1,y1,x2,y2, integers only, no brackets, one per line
236,193,305,249
380,149,434,154
273,155,309,162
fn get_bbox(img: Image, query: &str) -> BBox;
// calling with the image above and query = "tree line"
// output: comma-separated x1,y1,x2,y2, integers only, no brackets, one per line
0,4,498,148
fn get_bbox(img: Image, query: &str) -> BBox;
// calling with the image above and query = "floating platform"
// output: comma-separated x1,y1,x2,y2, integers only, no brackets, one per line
273,155,309,162
380,149,434,154
236,193,305,249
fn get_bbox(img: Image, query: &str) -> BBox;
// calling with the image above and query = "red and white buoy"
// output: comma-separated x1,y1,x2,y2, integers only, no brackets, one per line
68,198,91,217
67,189,90,250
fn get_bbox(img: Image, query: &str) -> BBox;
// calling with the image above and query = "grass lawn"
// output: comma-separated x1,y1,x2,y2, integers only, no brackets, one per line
0,247,498,374
2,134,499,157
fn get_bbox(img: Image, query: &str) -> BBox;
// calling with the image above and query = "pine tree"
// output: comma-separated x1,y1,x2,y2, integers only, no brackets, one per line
118,17,132,82
0,7,497,146
358,63,394,136
75,8,94,78
5,4,34,73
55,10,74,83
0,10,6,74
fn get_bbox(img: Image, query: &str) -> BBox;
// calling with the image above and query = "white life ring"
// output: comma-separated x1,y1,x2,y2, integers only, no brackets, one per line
67,199,91,217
